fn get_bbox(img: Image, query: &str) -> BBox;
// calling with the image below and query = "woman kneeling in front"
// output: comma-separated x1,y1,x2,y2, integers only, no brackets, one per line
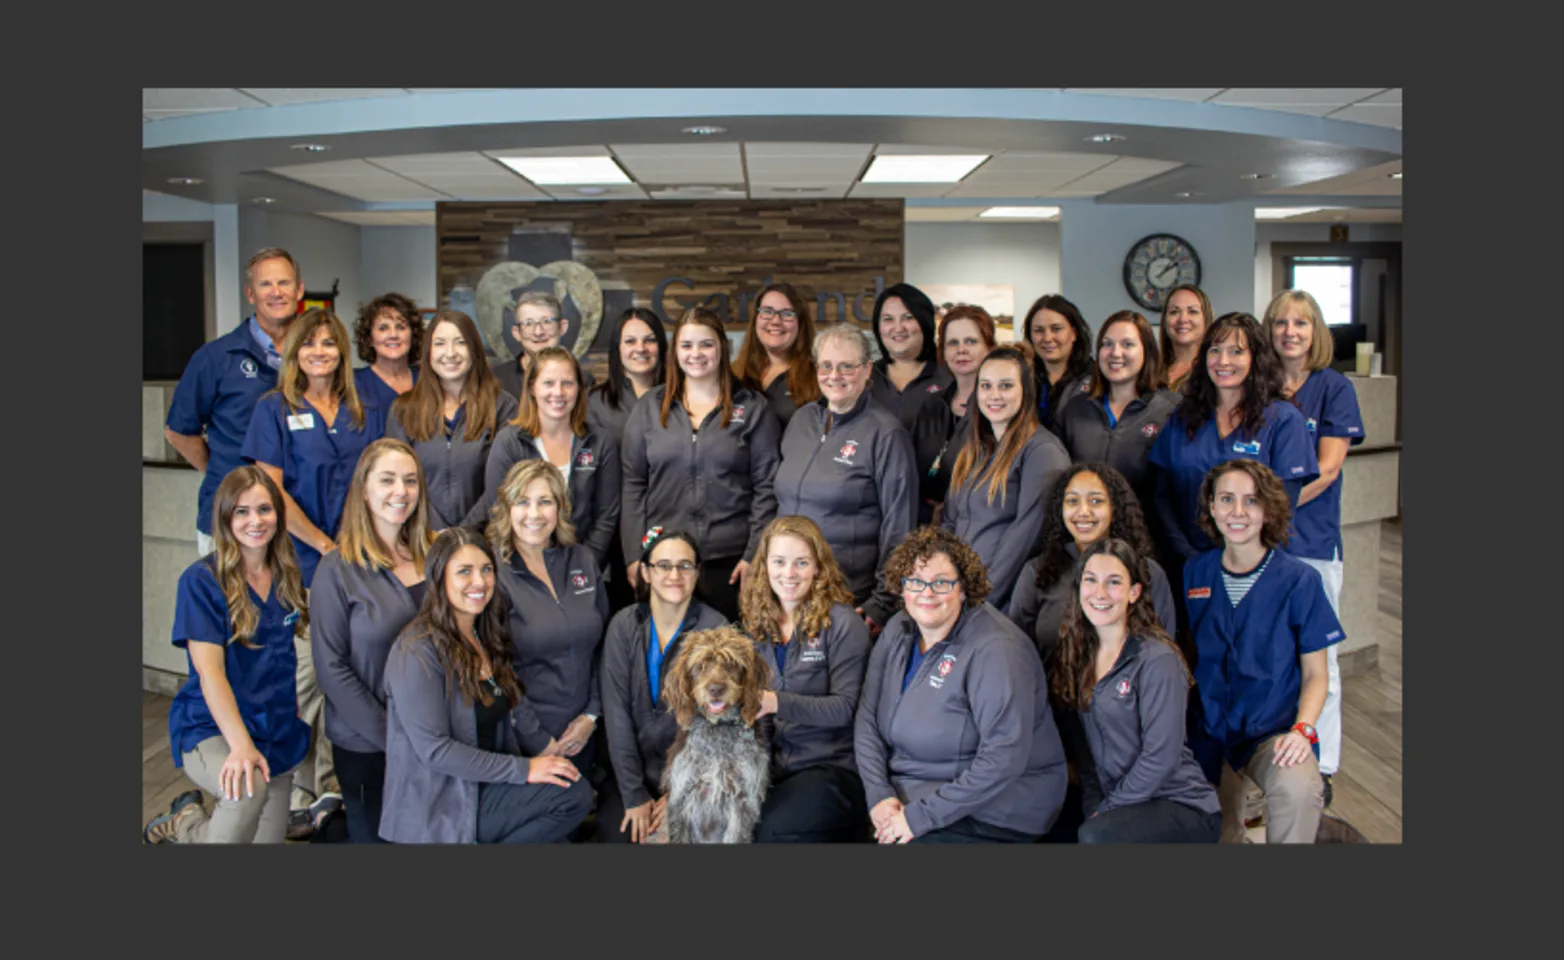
1053,538,1220,843
379,528,592,844
854,527,1067,843
1187,460,1343,844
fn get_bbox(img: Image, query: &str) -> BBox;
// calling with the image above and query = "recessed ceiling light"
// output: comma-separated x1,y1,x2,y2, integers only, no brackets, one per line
251,197,276,204
978,206,1061,219
291,143,331,152
861,154,988,183
574,186,608,196
1389,171,1403,180
1086,134,1126,144
495,156,632,185
1255,206,1327,220
768,186,829,194
682,125,727,136
167,177,203,186
1240,173,1271,180
1174,191,1201,199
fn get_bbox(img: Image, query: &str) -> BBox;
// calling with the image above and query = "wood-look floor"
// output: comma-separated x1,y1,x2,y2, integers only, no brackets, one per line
140,520,1405,842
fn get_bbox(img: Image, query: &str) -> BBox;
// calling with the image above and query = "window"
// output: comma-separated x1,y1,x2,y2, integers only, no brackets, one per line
1285,257,1357,326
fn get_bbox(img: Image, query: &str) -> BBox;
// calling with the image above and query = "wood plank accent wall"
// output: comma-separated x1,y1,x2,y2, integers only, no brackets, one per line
436,199,904,372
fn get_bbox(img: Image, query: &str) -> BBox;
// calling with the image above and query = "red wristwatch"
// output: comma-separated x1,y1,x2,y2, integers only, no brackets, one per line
1293,722,1319,744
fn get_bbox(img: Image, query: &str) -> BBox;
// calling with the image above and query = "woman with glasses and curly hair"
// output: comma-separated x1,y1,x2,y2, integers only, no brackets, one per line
854,527,1067,844
735,282,820,428
144,467,311,844
597,529,727,843
741,516,872,843
1052,537,1220,843
379,527,593,843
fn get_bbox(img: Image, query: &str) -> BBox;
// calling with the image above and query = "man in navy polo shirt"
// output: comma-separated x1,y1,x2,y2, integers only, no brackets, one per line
165,247,302,554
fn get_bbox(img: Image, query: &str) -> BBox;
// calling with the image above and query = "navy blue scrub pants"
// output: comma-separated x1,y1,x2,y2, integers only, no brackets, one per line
1076,799,1221,844
753,764,869,843
476,776,594,844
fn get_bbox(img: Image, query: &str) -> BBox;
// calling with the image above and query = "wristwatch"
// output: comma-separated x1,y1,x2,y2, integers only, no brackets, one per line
1293,722,1318,744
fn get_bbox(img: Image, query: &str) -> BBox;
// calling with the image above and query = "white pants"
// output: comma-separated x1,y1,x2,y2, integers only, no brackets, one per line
1296,554,1344,776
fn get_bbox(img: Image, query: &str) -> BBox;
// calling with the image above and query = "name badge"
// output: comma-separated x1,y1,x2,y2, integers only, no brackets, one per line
287,413,315,432
1231,439,1261,456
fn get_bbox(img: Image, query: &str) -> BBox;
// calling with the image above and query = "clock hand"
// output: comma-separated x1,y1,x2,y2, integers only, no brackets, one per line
1156,262,1177,281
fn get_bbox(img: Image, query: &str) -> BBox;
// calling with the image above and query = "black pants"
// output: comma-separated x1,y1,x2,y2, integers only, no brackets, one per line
754,765,869,843
912,816,1039,844
594,772,659,843
1076,799,1221,844
604,539,636,616
333,745,388,844
697,555,743,622
475,776,594,844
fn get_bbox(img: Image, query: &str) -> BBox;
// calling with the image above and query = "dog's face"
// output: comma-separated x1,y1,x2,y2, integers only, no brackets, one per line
664,625,766,728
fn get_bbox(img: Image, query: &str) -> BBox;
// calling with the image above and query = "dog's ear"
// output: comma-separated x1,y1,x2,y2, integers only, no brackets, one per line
739,640,767,727
663,647,695,728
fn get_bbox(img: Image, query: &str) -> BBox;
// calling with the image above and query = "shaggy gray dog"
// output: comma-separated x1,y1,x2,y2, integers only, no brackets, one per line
659,625,770,843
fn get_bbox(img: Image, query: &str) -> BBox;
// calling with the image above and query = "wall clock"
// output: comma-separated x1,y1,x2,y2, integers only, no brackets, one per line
1123,234,1201,312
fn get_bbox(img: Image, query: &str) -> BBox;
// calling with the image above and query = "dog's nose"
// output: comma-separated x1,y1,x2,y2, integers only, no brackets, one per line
706,683,725,697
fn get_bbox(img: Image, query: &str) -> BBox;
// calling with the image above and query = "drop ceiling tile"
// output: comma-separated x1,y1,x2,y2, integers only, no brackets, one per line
1211,88,1382,107
848,183,962,198
1096,157,1182,174
611,143,741,159
746,160,870,183
941,183,1067,199
1362,88,1402,104
615,159,745,184
748,185,851,199
318,210,438,226
239,88,410,105
647,186,749,199
269,159,449,202
904,207,990,222
743,143,874,159
1325,103,1403,128
975,151,1117,170
536,183,648,200
484,145,613,158
872,143,992,157
143,88,266,111
1064,88,1226,102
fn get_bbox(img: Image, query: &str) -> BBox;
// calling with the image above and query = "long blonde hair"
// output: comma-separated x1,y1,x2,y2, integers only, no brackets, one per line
740,516,853,648
335,438,436,572
209,466,309,646
277,308,366,430
486,459,577,563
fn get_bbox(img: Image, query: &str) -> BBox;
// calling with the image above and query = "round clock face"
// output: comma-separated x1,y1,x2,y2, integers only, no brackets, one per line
1123,234,1201,312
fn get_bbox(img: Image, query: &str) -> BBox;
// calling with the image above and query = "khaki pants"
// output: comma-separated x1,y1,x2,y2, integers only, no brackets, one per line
290,630,338,810
1218,734,1324,844
178,736,295,843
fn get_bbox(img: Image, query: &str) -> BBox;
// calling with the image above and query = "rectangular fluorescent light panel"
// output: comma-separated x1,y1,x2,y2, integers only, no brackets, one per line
979,206,1062,219
493,156,631,184
1254,206,1327,220
861,154,989,183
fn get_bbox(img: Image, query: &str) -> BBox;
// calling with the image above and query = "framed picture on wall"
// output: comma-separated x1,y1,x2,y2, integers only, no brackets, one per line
922,284,1017,341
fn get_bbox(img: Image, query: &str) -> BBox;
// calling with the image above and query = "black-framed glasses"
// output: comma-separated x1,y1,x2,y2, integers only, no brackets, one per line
757,306,798,321
818,361,863,375
651,561,698,575
902,576,959,594
517,317,562,332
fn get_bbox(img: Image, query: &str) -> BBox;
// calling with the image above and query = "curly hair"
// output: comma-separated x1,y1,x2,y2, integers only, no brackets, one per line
1034,463,1157,594
354,292,423,366
405,527,523,709
741,516,854,649
1176,312,1289,442
1196,459,1293,549
1052,538,1186,711
882,525,991,610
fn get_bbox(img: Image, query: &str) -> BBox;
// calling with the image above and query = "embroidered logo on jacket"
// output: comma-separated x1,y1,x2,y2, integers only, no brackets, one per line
926,384,942,393
240,358,259,379
1116,679,1131,697
730,404,747,424
1305,417,1318,433
1141,423,1158,438
575,449,594,469
929,653,957,689
834,439,860,467
801,633,825,663
570,570,593,595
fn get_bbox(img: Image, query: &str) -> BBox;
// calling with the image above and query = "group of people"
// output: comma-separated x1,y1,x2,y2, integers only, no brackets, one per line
145,245,1362,845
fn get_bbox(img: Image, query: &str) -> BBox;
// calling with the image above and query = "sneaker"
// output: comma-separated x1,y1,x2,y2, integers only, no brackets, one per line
309,792,343,827
286,808,316,841
144,790,205,844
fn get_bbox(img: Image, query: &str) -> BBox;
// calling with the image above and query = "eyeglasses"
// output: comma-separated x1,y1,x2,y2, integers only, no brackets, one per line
757,306,798,321
650,561,698,575
902,577,959,594
818,361,863,375
516,317,561,332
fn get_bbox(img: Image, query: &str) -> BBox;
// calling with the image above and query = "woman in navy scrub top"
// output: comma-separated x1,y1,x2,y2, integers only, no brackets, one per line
488,458,611,784
242,307,386,588
1052,538,1220,843
597,529,727,843
1147,312,1319,616
352,292,422,414
941,346,1071,608
309,438,435,842
742,516,872,843
735,282,820,429
144,466,311,844
1186,459,1342,844
1021,294,1094,433
1267,289,1364,796
388,310,517,532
